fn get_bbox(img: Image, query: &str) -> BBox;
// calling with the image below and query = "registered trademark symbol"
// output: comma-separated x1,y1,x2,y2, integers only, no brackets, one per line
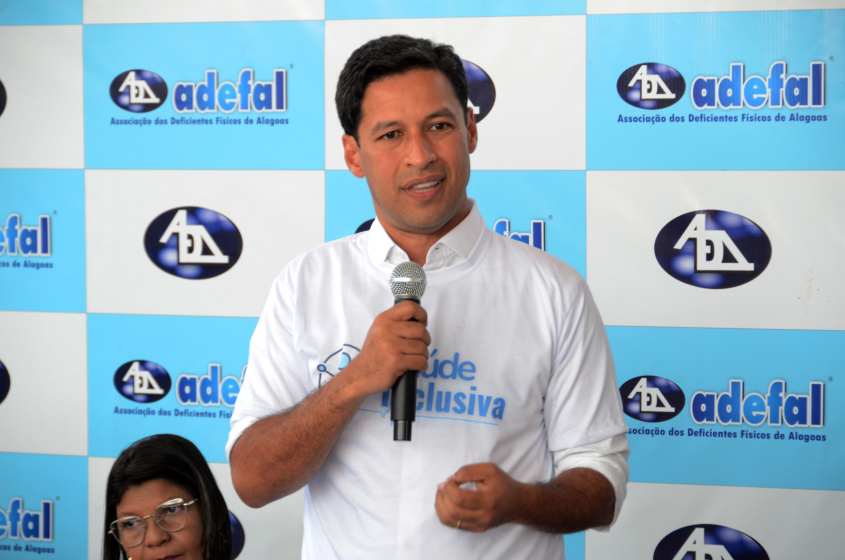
548,215,553,220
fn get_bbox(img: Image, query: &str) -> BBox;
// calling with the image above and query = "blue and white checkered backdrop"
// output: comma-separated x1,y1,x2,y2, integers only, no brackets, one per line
1,1,843,558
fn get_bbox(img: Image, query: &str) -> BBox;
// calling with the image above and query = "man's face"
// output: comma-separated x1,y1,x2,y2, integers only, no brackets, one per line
342,68,478,241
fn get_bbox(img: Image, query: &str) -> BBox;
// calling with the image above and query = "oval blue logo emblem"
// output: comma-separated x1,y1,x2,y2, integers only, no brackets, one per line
463,59,496,122
110,69,168,113
230,511,245,558
0,79,7,118
144,207,243,280
620,376,685,422
0,360,10,405
655,525,769,560
618,63,685,110
113,360,171,403
655,210,771,289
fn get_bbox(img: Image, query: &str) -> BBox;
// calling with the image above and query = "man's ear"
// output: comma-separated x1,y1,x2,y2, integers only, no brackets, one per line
465,108,478,154
342,134,365,178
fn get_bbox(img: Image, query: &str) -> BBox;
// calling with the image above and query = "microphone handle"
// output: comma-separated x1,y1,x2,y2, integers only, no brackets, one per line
391,370,416,441
391,294,419,441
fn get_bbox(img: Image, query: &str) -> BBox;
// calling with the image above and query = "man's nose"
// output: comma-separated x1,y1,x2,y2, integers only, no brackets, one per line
405,131,436,168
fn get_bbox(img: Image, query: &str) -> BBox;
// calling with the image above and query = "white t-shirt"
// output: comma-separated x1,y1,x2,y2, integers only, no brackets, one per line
227,201,629,559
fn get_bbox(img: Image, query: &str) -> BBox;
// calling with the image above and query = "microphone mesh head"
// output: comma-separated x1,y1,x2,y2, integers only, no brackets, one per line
390,262,426,298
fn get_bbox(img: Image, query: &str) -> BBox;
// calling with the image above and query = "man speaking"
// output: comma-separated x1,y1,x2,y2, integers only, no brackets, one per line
226,34,629,558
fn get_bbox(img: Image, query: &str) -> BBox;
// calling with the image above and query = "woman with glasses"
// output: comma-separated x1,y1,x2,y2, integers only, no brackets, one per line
103,434,232,560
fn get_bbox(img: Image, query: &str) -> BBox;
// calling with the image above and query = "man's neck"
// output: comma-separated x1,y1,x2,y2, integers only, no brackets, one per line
383,206,471,265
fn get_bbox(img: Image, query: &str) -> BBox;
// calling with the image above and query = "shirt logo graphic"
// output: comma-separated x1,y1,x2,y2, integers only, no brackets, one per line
110,70,168,113
654,210,771,289
618,63,685,110
113,360,172,403
145,207,243,280
463,60,496,122
655,525,769,560
317,344,360,387
620,376,685,422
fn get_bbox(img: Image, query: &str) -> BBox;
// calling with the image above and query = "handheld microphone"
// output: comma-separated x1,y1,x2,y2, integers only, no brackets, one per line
389,262,427,441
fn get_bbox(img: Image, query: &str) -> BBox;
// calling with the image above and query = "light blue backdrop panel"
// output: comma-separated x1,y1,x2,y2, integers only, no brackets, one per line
84,21,325,170
470,171,587,277
325,170,378,242
0,453,87,557
587,10,845,170
564,532,585,560
88,314,257,463
0,0,81,25
326,0,585,19
609,326,844,490
0,170,85,313
325,170,587,277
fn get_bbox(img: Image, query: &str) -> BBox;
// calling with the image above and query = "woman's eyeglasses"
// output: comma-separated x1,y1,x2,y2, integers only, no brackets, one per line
109,497,198,548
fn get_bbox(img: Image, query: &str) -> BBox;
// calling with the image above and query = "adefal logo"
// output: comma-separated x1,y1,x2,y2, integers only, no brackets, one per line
317,344,360,387
110,70,168,113
145,207,243,280
114,360,171,403
463,60,496,122
655,210,771,289
493,218,545,251
0,498,54,542
620,376,684,423
0,360,10,405
618,63,685,110
0,78,7,118
173,69,287,114
1,214,51,257
655,525,769,560
230,511,245,558
692,379,824,428
692,61,824,110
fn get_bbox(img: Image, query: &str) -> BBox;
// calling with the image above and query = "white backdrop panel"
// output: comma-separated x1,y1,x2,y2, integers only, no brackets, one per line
587,482,845,558
588,0,845,13
587,170,845,330
85,169,325,318
0,25,83,169
324,16,585,171
0,311,88,456
83,0,323,24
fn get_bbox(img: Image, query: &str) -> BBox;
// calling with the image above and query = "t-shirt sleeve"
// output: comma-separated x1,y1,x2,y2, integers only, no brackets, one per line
225,267,313,459
544,280,629,453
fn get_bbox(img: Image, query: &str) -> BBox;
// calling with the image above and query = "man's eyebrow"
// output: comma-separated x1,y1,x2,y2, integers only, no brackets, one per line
369,120,401,136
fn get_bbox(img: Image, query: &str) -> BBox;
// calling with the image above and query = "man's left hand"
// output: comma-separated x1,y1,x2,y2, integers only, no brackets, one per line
434,463,526,532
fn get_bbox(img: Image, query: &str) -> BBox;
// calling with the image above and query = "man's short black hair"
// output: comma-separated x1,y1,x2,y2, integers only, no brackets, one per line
335,34,469,141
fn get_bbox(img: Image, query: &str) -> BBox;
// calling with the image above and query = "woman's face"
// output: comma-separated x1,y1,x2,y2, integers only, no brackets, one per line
114,478,204,560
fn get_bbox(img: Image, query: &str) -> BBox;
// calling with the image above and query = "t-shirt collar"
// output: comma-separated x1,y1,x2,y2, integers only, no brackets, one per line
367,199,484,271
